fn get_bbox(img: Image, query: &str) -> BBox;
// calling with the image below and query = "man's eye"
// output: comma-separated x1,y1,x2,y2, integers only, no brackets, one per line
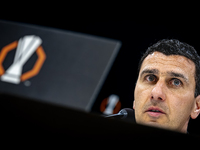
170,79,182,87
145,75,156,82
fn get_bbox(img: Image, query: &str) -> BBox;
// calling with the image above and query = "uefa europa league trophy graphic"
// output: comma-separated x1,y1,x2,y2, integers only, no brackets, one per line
1,35,42,84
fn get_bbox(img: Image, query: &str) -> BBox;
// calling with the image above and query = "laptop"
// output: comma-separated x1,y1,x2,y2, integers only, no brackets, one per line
0,20,121,112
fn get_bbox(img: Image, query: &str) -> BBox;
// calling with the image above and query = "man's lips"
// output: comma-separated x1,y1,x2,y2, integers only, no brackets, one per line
145,106,166,117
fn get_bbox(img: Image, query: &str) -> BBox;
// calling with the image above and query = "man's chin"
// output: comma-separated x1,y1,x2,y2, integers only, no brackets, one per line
138,120,169,130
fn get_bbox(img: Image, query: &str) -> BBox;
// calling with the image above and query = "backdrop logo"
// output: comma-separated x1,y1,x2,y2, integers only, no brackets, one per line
100,94,121,115
0,35,46,84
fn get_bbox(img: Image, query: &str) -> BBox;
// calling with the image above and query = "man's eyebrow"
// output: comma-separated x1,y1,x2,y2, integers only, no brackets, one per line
167,71,189,83
140,69,159,77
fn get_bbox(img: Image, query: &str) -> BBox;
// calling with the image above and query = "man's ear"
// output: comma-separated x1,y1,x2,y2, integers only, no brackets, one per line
191,95,200,119
133,100,135,110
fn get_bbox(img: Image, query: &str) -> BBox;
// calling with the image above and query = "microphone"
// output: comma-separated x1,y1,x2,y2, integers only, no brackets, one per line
104,108,135,122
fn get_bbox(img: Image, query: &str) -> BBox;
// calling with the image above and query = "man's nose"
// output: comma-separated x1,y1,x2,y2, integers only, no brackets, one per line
151,81,166,101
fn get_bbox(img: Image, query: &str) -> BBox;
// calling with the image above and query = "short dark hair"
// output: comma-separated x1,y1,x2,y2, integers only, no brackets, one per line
138,39,200,97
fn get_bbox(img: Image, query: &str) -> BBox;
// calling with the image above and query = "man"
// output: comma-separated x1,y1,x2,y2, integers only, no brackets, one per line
133,39,200,133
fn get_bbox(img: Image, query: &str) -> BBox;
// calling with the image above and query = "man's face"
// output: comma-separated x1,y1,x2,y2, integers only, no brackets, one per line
134,52,200,133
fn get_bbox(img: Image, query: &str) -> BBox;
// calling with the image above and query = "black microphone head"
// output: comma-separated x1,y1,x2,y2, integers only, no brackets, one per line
104,108,135,123
118,108,135,121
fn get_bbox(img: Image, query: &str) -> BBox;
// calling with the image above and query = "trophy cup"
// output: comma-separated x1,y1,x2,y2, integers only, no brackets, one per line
1,35,42,84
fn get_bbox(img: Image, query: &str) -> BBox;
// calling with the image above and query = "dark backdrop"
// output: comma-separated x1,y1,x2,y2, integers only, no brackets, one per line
1,16,200,135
